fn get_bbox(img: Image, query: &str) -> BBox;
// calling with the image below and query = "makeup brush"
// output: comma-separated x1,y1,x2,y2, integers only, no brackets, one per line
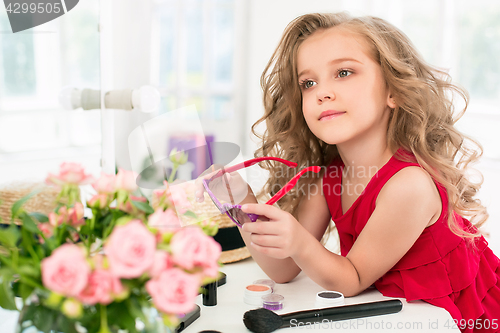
243,299,403,333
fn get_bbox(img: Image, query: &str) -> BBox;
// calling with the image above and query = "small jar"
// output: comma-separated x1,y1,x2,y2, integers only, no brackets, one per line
262,293,285,311
252,279,276,293
244,284,272,306
315,291,345,308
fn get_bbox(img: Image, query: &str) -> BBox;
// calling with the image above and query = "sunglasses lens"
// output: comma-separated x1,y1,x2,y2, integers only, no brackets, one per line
226,207,252,226
204,183,224,213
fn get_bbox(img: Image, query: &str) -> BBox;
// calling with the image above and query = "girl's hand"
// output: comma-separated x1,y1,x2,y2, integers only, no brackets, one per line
241,203,306,259
194,164,250,205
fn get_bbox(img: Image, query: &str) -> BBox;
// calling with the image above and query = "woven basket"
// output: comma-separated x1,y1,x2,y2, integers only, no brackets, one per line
184,192,251,264
0,182,58,225
0,182,251,263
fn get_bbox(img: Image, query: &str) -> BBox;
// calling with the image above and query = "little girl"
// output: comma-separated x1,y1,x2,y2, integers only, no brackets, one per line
197,12,500,332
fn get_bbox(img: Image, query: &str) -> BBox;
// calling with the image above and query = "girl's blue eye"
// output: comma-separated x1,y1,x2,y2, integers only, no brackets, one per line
338,70,352,78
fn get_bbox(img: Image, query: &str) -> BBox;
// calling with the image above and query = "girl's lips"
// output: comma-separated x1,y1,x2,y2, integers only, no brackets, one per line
319,110,345,121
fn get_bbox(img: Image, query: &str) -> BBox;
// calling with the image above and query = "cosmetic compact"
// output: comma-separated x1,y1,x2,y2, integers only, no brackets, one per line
252,279,276,293
262,293,285,311
315,290,345,308
244,284,272,306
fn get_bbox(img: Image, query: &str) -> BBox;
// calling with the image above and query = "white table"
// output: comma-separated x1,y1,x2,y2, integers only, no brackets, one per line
0,258,459,333
185,258,460,333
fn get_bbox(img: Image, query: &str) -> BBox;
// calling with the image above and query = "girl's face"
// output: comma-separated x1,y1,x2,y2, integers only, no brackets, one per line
297,27,396,148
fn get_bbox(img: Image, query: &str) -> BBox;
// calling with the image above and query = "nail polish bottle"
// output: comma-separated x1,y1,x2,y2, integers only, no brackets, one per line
202,281,217,306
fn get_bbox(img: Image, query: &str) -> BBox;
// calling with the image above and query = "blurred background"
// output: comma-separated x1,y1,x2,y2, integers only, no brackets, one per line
0,0,499,252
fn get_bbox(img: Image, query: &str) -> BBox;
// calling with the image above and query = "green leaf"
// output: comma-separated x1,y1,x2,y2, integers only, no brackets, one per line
21,213,41,234
0,224,20,248
18,282,35,301
19,301,38,323
183,210,198,219
55,313,79,333
18,264,39,278
0,255,13,268
11,188,42,220
131,200,154,214
20,228,40,265
34,306,56,333
0,268,17,310
101,213,113,228
126,297,148,327
78,308,101,333
79,224,90,236
108,302,136,332
29,212,49,223
42,237,58,252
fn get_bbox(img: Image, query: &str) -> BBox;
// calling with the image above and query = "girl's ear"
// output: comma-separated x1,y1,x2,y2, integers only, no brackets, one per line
387,93,397,109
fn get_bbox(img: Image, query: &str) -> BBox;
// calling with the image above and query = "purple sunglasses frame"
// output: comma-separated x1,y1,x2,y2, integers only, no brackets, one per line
202,157,321,227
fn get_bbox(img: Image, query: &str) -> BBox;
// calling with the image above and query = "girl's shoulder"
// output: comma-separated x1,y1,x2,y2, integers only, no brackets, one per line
381,165,438,199
377,165,443,227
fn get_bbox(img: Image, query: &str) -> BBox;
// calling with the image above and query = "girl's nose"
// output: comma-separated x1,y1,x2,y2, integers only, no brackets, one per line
317,89,335,103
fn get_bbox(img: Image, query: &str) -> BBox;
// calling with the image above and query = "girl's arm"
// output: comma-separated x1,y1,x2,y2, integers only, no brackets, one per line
239,177,332,283
242,166,442,296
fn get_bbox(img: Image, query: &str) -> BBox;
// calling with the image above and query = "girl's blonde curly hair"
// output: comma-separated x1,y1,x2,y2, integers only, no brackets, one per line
252,12,487,239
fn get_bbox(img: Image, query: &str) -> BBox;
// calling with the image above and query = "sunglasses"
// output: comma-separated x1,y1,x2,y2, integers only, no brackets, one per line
202,157,321,227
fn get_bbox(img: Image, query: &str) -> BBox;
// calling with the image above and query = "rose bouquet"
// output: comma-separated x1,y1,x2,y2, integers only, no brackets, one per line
0,154,221,333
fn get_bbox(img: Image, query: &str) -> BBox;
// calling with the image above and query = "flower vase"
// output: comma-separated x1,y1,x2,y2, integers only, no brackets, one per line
16,294,170,333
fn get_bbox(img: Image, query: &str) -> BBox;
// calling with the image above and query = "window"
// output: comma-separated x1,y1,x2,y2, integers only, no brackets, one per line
0,0,102,183
151,0,239,120
343,0,500,159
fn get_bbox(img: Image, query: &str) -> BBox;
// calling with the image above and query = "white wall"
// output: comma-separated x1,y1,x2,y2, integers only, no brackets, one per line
108,0,156,171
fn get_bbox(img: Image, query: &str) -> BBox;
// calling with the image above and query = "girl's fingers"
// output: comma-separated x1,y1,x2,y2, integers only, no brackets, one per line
241,203,282,220
249,241,286,259
242,218,285,236
250,233,282,247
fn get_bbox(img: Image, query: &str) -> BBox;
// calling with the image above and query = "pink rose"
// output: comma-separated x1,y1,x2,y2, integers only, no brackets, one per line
38,222,54,237
146,268,199,314
78,269,124,305
37,223,54,243
151,188,168,210
104,220,156,278
48,204,85,227
92,173,116,193
148,208,181,231
117,195,147,214
67,202,85,227
87,193,110,209
50,206,70,227
167,183,191,214
149,250,173,278
46,162,94,187
41,244,90,297
170,227,222,277
115,168,138,192
49,209,65,227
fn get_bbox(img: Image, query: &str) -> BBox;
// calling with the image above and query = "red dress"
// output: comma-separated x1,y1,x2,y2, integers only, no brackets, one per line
323,150,500,333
